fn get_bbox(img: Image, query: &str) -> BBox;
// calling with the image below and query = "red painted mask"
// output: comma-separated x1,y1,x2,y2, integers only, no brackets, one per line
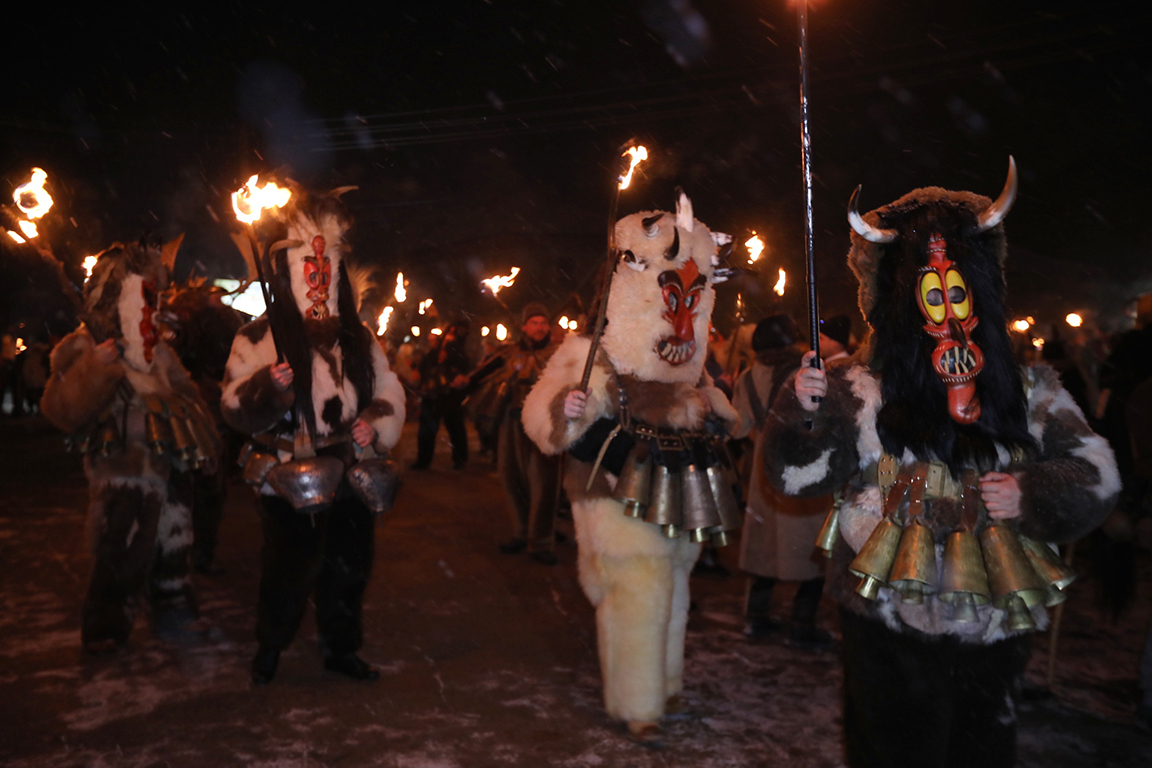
916,233,984,424
303,235,331,320
656,258,706,365
139,279,158,363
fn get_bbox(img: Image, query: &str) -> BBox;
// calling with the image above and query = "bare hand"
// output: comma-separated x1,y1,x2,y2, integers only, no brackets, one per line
980,472,1023,520
451,374,470,389
697,387,714,414
270,362,294,392
351,418,377,448
795,351,826,412
564,389,588,420
94,339,120,365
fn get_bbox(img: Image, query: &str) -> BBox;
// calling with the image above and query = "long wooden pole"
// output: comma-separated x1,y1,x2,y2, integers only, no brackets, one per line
797,0,821,396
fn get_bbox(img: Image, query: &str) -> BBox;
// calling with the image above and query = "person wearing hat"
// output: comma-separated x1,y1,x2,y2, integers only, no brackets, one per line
731,314,834,649
412,320,473,470
469,302,563,564
819,314,852,365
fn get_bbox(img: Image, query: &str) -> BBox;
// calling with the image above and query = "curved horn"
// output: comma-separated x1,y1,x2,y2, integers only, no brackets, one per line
642,213,663,239
976,156,1017,232
664,228,680,260
848,185,897,244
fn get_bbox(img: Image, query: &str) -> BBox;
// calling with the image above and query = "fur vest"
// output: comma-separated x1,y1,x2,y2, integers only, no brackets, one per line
763,361,1119,643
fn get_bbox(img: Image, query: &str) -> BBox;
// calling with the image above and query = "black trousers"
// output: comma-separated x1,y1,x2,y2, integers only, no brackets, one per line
840,609,1031,768
256,492,375,657
415,395,468,467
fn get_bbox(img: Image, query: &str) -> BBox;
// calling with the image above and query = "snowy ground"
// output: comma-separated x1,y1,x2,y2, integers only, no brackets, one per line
0,417,1149,767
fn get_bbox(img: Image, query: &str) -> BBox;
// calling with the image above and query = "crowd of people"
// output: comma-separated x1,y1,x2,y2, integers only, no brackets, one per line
9,174,1152,765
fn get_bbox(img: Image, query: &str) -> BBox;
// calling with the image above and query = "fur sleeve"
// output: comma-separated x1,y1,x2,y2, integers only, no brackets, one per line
359,339,406,453
39,328,124,434
699,378,741,437
522,335,615,456
762,365,864,497
220,318,294,436
1014,364,1119,543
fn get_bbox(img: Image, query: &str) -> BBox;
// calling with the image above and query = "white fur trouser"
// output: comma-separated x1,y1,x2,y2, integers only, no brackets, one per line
574,497,701,724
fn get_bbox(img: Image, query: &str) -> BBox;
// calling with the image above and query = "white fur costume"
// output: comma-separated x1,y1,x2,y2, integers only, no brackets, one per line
522,198,739,730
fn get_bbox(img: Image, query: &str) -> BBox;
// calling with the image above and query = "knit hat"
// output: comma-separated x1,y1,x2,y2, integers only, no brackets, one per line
521,302,550,325
820,315,851,348
752,314,797,352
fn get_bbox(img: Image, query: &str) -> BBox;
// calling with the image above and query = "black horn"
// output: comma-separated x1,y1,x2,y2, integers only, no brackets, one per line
665,228,680,260
642,213,663,239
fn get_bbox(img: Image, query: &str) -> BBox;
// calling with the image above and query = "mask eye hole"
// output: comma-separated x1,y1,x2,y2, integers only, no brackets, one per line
945,269,971,320
919,272,946,324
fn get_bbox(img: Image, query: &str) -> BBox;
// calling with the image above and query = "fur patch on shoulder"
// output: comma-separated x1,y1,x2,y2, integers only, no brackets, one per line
845,365,883,468
782,449,833,495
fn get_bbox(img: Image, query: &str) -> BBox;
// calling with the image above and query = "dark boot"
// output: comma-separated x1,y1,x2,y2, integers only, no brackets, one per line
324,653,380,681
786,577,833,651
251,645,280,686
743,576,781,637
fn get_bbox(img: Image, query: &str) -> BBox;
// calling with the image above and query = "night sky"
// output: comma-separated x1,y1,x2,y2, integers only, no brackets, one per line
2,0,1149,337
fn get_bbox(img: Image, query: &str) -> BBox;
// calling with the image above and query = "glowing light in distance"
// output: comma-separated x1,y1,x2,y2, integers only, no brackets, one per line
481,326,490,337
376,306,394,336
1031,337,1045,350
1012,319,1031,333
7,230,26,244
410,326,420,337
213,279,266,317
14,168,53,219
231,175,291,224
418,298,433,315
745,233,764,264
618,146,649,190
559,316,570,330
1026,316,1035,325
15,338,27,353
395,273,407,303
495,323,508,341
1066,313,1083,328
774,268,786,296
481,267,520,295
82,255,99,280
430,327,443,336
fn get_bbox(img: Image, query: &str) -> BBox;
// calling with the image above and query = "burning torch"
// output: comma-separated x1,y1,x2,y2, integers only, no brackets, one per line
579,142,648,391
231,175,291,359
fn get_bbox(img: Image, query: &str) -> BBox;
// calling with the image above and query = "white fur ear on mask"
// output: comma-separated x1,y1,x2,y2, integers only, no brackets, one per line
621,249,646,272
676,191,695,233
711,231,732,246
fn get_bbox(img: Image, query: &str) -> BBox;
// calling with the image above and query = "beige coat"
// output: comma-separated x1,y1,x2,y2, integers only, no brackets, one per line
733,358,830,581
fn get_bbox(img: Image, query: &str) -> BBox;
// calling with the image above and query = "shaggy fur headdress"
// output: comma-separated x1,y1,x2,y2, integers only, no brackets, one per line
83,240,169,370
600,192,721,384
846,184,1034,471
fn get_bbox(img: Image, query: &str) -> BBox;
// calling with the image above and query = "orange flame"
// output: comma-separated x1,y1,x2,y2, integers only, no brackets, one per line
1066,313,1083,328
82,255,99,281
418,298,433,315
231,175,291,224
6,230,25,244
495,323,508,341
376,306,394,336
618,146,648,190
774,268,786,296
745,233,764,264
14,168,53,220
395,273,407,303
481,326,491,337
410,326,421,337
17,221,37,239
481,267,520,295
1012,319,1031,332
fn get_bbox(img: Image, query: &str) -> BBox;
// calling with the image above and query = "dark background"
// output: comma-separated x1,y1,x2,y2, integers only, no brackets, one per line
2,0,1148,338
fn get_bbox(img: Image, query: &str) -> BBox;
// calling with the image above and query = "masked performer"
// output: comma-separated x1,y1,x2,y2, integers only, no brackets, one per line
522,194,742,740
220,188,405,685
764,160,1119,768
41,239,220,654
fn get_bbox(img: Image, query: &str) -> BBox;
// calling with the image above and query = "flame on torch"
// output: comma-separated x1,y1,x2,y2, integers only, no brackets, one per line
82,255,98,281
418,298,433,315
18,221,38,239
1066,313,1083,328
746,233,764,264
376,306,394,336
559,316,570,330
15,338,27,354
774,268,787,297
481,326,490,337
231,175,291,225
618,146,648,190
430,327,443,336
395,273,407,303
7,231,25,244
1012,319,1031,333
14,168,53,220
411,326,420,337
481,267,520,296
495,323,508,341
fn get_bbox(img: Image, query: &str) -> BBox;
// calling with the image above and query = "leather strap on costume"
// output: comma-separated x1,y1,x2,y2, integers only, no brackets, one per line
959,470,982,532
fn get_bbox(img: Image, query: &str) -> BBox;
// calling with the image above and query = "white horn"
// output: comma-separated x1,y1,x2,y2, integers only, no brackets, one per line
676,191,694,233
976,156,1017,232
848,186,897,243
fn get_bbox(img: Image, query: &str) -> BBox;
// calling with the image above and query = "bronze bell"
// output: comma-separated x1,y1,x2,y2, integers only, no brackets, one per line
849,517,902,600
265,456,346,514
706,464,743,537
167,402,197,462
815,502,841,558
613,448,652,519
145,411,173,456
938,530,992,622
681,464,722,543
888,520,938,605
645,464,683,538
1019,536,1076,592
980,523,1047,630
186,415,218,468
